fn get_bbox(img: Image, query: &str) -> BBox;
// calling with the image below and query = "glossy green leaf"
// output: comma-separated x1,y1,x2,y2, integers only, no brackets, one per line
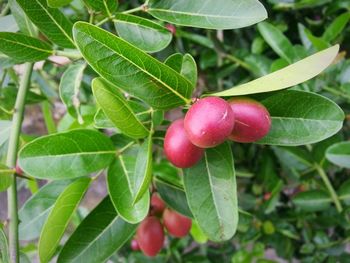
17,0,75,48
258,22,298,63
73,22,192,110
155,177,193,218
0,32,52,63
322,12,350,42
107,153,150,224
258,90,344,146
58,197,137,263
293,190,331,212
114,14,172,53
325,142,350,168
148,0,267,30
339,180,350,206
0,121,11,148
59,63,86,122
165,53,197,87
83,0,117,16
18,129,115,180
0,226,9,263
92,78,149,139
0,164,13,192
39,178,91,263
212,45,339,97
0,15,19,32
47,0,73,8
8,0,36,36
19,180,72,240
184,142,238,242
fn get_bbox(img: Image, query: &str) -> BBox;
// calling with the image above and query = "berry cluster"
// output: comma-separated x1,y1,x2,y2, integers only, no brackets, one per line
131,193,192,257
164,97,271,168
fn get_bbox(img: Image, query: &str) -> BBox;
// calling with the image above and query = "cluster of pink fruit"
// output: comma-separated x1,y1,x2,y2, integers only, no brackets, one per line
164,97,272,168
131,193,192,257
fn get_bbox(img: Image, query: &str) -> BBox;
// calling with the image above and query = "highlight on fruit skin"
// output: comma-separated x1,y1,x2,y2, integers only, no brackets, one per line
136,216,165,257
184,97,235,148
150,192,166,216
163,208,192,238
164,118,204,168
131,239,140,251
228,97,271,143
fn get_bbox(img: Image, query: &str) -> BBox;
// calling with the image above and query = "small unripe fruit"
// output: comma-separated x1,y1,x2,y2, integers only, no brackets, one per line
184,97,234,148
136,216,164,257
131,239,140,251
150,193,166,216
228,98,271,143
163,209,192,238
165,24,176,35
164,119,204,168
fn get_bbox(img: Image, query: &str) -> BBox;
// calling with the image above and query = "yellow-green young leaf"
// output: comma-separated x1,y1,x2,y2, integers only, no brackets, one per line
165,53,197,88
0,164,13,192
212,45,339,97
47,0,73,8
258,90,344,146
18,129,115,180
92,78,149,139
83,0,117,16
57,197,137,263
8,0,36,36
17,0,75,48
184,142,238,242
114,14,172,53
293,190,331,212
73,22,193,110
39,177,91,263
0,32,52,63
148,0,267,30
326,142,350,169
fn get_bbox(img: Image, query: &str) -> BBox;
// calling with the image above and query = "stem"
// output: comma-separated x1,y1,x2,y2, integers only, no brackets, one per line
315,164,343,213
323,86,350,101
41,101,56,134
6,62,34,263
122,6,143,14
95,15,115,26
223,53,252,71
55,50,82,60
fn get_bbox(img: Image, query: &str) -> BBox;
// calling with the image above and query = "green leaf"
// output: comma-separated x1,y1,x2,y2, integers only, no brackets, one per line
293,190,331,212
18,129,115,180
0,121,11,148
58,197,137,263
59,62,86,122
18,180,73,240
148,0,267,30
339,180,350,206
107,153,150,224
165,53,197,88
17,0,75,48
92,78,149,139
47,0,73,8
258,22,298,63
325,142,350,168
0,164,13,192
184,142,238,242
155,177,193,218
94,108,114,129
83,0,117,16
8,0,37,36
322,12,350,42
0,32,52,63
190,220,208,244
258,90,344,146
0,226,9,263
39,178,91,263
114,14,172,53
304,28,329,51
73,22,192,110
212,45,339,97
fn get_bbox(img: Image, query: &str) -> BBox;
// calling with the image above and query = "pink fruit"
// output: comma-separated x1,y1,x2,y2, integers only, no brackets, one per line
228,97,271,143
165,24,176,35
131,239,140,251
164,118,204,168
184,97,234,148
150,193,166,216
137,216,164,257
163,209,192,238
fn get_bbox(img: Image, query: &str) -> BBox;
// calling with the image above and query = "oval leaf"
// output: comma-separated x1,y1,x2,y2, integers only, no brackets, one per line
17,0,75,48
326,141,350,168
18,129,115,180
39,177,91,263
165,53,197,88
184,142,238,242
258,90,344,146
73,21,193,110
0,32,52,63
18,180,73,240
58,197,137,263
114,14,172,53
212,45,339,97
0,164,13,192
92,78,149,139
148,0,267,30
293,190,331,212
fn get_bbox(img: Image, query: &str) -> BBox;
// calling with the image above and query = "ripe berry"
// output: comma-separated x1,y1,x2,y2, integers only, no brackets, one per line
136,216,164,257
150,193,166,216
164,118,204,168
131,239,140,251
228,97,271,143
163,209,192,238
184,97,234,148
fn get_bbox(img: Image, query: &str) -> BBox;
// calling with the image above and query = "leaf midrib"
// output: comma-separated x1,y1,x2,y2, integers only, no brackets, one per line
22,150,116,159
0,37,52,54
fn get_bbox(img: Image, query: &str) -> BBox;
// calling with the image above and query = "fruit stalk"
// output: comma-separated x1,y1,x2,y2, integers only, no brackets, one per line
6,62,34,263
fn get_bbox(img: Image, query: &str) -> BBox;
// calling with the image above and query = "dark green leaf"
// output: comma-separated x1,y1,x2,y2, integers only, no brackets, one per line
165,53,197,87
0,164,13,192
58,197,137,263
18,129,115,180
326,141,350,168
0,32,52,63
322,12,350,42
339,180,350,206
83,0,117,16
148,0,267,30
293,190,331,212
47,0,73,8
8,0,37,36
39,177,91,263
184,143,238,241
73,22,192,110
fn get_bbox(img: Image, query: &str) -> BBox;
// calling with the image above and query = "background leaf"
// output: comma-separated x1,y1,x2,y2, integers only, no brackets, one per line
339,180,350,206
0,164,13,192
322,12,350,42
0,121,11,149
0,226,9,263
8,0,36,36
325,141,350,168
18,129,115,180
83,0,117,16
293,190,331,212
165,53,197,88
0,15,19,32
